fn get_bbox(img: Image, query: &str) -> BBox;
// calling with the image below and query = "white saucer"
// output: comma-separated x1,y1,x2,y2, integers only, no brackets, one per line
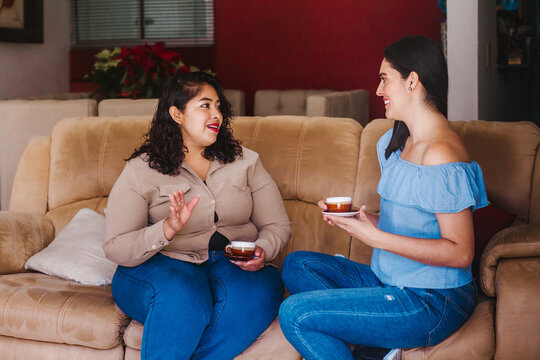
322,210,360,217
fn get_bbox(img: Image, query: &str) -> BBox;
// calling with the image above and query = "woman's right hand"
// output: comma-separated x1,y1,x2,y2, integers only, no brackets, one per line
164,190,200,240
318,200,328,211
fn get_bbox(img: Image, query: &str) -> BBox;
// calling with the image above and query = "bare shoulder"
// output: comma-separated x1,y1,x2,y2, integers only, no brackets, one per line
423,131,470,166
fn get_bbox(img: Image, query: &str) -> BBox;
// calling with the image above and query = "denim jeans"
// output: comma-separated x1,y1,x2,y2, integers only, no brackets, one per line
278,251,476,360
111,251,283,360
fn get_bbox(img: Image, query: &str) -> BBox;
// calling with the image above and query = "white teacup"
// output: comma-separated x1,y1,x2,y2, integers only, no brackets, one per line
225,241,256,257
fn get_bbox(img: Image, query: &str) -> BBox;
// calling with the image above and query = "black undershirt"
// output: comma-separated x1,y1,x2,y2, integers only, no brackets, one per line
204,181,229,250
208,211,229,250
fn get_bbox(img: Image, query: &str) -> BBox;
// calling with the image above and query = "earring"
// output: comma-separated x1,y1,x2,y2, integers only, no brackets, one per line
408,87,412,91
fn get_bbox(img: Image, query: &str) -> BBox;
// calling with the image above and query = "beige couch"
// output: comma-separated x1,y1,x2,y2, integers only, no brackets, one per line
254,89,370,126
0,114,539,359
0,99,98,210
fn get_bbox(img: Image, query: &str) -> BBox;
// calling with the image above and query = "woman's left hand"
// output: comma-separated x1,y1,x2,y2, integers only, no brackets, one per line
324,205,379,247
231,245,266,271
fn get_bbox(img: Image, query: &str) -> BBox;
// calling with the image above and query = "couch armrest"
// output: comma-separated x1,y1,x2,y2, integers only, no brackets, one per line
307,89,370,126
480,224,540,296
0,211,54,274
493,257,540,359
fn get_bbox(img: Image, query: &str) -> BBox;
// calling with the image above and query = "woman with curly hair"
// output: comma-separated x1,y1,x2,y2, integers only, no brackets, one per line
104,72,290,360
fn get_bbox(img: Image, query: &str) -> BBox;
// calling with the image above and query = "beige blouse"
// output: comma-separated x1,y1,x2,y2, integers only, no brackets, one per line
103,147,291,267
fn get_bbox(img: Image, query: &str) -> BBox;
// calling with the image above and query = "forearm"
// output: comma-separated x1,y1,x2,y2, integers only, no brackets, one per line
372,228,472,268
364,211,379,227
255,221,291,261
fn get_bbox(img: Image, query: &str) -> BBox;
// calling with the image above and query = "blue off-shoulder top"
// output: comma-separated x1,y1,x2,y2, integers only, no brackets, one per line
371,129,488,289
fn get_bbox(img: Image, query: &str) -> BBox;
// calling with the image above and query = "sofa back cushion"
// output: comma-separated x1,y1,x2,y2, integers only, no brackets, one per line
98,99,158,117
233,116,363,264
254,90,331,116
0,99,97,210
455,120,540,224
48,116,152,211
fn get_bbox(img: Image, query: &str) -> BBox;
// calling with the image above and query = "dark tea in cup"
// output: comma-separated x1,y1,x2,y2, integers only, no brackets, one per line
225,241,256,258
325,197,352,213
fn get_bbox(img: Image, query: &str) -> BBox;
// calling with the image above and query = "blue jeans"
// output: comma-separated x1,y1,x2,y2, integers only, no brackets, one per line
278,251,476,360
111,251,283,360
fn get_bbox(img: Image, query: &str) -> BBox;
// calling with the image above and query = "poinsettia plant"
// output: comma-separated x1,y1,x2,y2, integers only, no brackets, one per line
87,42,212,100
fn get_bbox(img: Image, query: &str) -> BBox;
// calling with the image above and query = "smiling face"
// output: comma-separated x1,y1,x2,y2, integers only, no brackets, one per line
376,58,410,119
170,83,222,152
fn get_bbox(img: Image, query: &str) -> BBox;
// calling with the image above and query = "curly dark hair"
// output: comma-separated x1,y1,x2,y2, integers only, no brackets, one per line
128,72,243,175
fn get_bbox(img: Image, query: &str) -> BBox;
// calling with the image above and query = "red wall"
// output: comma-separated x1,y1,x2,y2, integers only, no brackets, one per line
214,0,442,119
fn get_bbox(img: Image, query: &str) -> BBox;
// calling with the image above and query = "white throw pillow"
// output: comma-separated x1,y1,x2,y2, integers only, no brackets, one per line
25,208,117,286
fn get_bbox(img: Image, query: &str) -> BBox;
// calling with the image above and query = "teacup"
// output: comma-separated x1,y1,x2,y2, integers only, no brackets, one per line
325,196,352,213
225,241,256,258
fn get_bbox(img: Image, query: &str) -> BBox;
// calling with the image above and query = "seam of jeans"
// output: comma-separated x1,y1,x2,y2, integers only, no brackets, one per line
427,296,447,346
303,260,369,289
292,314,324,360
455,286,475,306
445,296,471,320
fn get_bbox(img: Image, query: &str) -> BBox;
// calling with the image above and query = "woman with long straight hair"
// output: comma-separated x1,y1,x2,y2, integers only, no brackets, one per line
279,36,488,360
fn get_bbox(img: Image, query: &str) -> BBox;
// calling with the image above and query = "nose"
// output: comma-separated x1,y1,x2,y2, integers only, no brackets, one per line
376,80,383,97
211,108,221,120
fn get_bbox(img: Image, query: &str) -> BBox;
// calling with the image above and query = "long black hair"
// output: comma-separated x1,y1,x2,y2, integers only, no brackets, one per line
384,36,448,159
128,72,242,175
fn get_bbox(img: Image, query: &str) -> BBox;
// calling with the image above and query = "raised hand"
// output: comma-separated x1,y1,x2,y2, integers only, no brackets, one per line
164,190,200,240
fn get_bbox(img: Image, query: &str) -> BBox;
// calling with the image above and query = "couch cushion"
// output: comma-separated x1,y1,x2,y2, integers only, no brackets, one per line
0,273,129,349
494,257,540,360
307,89,370,126
0,335,124,360
98,99,158,117
453,120,540,223
9,136,51,214
0,212,55,274
123,318,300,360
233,116,362,204
254,90,330,116
0,99,97,210
48,116,151,210
402,299,495,360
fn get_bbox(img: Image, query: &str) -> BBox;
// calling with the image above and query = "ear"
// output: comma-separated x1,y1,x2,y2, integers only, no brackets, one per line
169,106,183,125
407,71,420,90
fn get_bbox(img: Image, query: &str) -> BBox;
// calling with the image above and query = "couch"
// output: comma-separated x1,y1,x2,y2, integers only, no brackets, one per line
254,89,370,126
0,99,98,210
0,114,539,360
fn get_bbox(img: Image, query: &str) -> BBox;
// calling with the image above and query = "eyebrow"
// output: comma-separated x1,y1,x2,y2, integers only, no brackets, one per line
379,73,387,78
198,97,216,102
